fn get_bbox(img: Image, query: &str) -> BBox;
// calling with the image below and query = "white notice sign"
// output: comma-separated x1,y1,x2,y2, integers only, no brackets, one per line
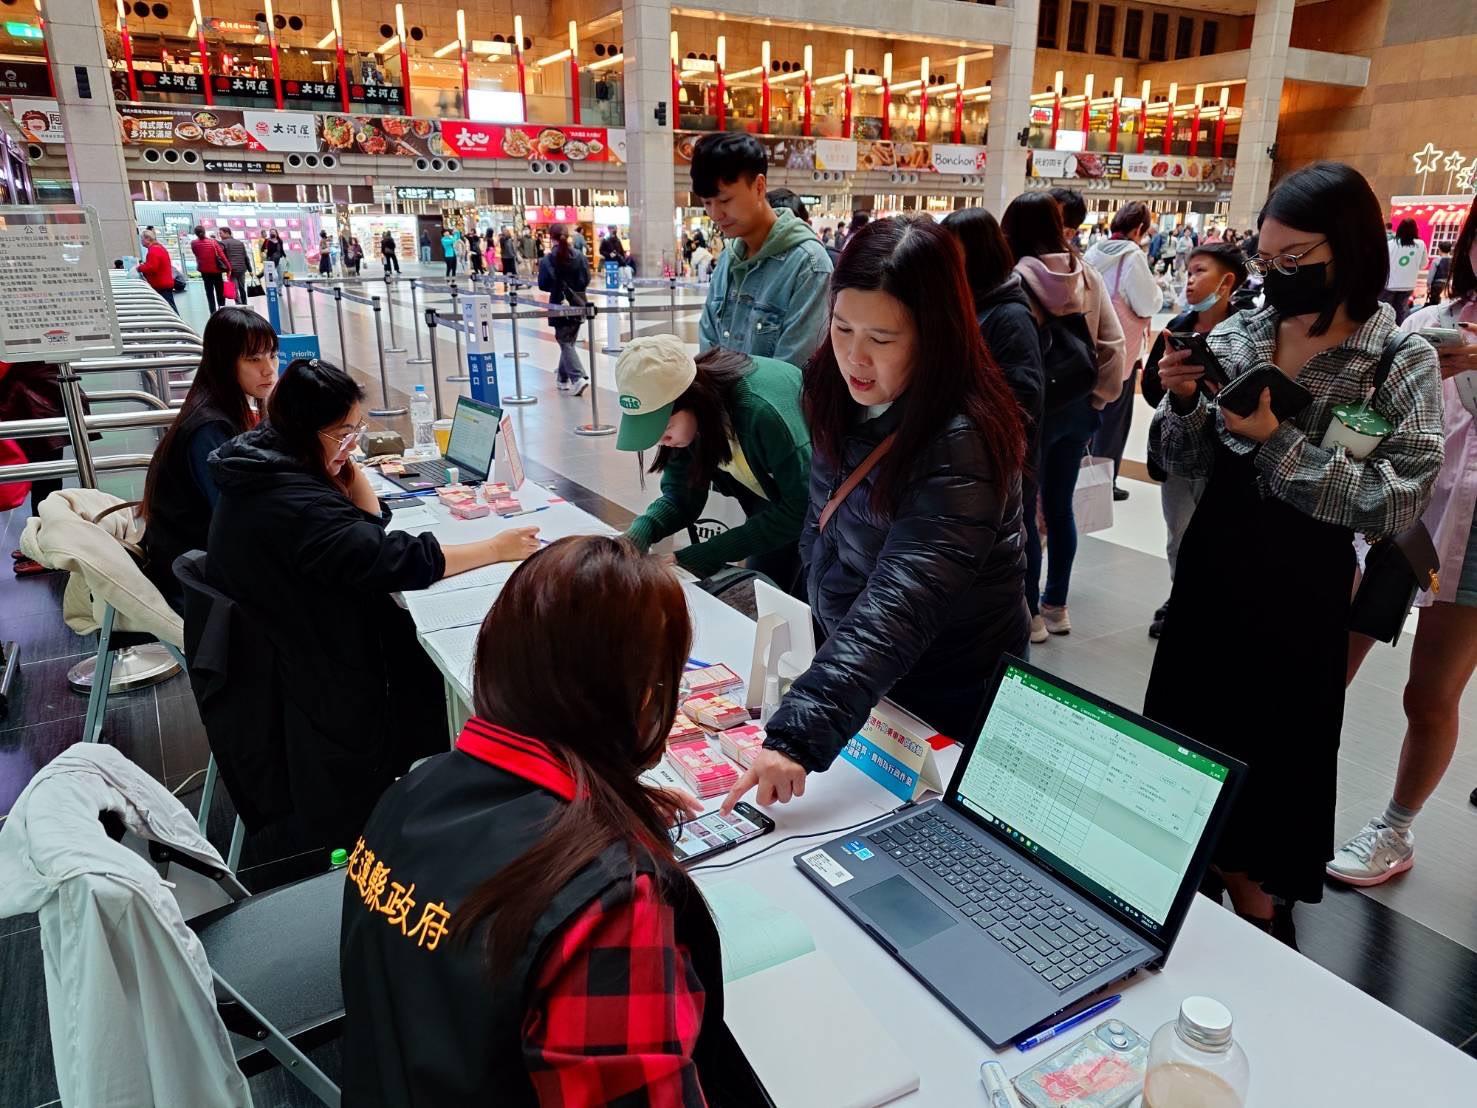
0,207,123,361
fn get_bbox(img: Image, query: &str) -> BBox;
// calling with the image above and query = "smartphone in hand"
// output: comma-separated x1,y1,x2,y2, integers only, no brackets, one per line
1216,364,1314,421
1165,331,1230,396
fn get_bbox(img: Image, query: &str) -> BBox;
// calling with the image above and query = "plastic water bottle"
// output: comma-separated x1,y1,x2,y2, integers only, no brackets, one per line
410,385,435,451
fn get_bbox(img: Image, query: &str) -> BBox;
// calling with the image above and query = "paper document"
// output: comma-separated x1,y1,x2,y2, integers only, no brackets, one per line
404,585,501,633
422,624,480,689
385,503,437,532
413,560,521,597
703,881,816,983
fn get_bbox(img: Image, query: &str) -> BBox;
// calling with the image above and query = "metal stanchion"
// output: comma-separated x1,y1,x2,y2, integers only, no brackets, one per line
307,281,319,336
368,296,406,417
426,309,458,397
668,276,678,334
449,285,463,371
502,287,535,405
574,303,615,437
56,369,97,487
406,278,430,365
626,283,638,344
501,277,527,359
333,286,348,365
283,280,296,331
383,275,406,353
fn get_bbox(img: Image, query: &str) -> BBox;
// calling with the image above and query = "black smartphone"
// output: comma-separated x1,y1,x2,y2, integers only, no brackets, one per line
1216,364,1315,421
670,802,776,865
1165,331,1230,393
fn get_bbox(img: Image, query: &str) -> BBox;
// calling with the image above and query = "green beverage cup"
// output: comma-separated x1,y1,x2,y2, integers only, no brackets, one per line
1321,403,1392,460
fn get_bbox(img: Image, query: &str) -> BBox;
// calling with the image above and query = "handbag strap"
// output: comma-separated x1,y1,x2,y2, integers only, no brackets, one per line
90,500,148,568
818,434,896,535
1368,331,1413,406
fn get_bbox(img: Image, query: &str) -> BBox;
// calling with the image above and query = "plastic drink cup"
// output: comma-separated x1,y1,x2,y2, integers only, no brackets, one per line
1321,404,1392,460
432,419,453,455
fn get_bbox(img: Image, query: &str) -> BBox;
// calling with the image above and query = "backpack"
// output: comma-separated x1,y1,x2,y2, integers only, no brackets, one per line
1022,283,1098,413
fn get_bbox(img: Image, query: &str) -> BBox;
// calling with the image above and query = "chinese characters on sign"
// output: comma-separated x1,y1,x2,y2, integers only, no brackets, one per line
0,62,53,95
350,84,405,106
203,158,283,175
395,186,459,200
139,70,204,94
284,80,341,102
243,110,318,152
344,837,452,952
212,75,274,98
0,207,123,362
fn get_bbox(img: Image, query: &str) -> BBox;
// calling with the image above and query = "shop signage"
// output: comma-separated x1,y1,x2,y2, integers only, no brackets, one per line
814,137,858,173
204,157,283,174
524,205,580,224
675,131,815,171
283,80,341,102
202,19,262,34
119,106,251,148
1029,104,1055,126
8,97,63,144
930,143,987,174
243,109,318,152
1120,153,1233,184
211,74,274,99
1030,150,1123,179
395,185,460,200
0,205,122,362
320,114,440,157
855,139,934,174
0,62,52,96
441,121,613,163
139,70,205,95
349,83,404,107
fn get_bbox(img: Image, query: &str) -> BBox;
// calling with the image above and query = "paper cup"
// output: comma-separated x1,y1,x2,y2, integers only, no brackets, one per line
1321,404,1392,460
432,419,453,456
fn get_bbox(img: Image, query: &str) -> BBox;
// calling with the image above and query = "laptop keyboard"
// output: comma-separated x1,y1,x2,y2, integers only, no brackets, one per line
868,810,1133,991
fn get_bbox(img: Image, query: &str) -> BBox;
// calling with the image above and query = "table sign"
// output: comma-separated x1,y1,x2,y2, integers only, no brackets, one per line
498,414,525,490
276,333,320,375
0,206,122,362
839,701,944,803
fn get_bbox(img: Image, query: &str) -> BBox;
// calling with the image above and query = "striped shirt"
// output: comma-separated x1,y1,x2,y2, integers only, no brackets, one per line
1153,303,1444,537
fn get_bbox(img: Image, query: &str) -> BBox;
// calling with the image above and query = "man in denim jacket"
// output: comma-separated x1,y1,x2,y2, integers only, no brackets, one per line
693,133,833,368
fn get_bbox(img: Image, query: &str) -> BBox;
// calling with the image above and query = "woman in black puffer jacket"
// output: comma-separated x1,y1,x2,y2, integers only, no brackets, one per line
723,216,1029,811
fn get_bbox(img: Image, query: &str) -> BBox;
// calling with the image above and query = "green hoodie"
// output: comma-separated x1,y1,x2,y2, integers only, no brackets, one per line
699,209,833,368
624,356,811,578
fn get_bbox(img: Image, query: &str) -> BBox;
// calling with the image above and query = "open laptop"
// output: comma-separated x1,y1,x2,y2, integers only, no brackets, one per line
385,396,501,492
796,657,1245,1048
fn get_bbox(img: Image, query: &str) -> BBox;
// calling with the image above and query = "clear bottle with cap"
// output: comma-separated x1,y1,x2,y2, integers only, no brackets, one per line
1144,996,1250,1108
410,385,435,450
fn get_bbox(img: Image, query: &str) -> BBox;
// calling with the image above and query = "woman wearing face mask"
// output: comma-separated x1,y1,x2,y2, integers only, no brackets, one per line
207,359,541,843
722,216,1027,813
140,308,279,611
615,337,811,589
1147,163,1444,938
1138,243,1249,638
1330,196,1477,888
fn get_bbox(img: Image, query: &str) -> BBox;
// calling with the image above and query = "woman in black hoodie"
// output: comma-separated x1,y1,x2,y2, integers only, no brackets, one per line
207,359,540,842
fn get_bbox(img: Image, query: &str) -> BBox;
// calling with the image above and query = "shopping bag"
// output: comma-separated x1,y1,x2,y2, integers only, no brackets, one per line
247,280,266,297
1074,455,1115,535
222,277,238,301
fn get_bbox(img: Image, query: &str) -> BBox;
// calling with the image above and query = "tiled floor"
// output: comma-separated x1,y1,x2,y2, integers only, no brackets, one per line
1,282,1476,1105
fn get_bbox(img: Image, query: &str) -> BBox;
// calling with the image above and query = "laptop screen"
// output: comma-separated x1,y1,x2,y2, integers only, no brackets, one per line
446,398,501,477
951,664,1231,937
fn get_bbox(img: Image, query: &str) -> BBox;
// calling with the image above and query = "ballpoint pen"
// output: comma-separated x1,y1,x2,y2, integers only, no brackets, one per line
1015,994,1121,1052
500,505,550,519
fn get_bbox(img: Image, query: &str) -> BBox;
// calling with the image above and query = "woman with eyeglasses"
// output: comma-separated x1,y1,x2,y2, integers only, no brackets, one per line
1146,163,1444,939
206,358,541,843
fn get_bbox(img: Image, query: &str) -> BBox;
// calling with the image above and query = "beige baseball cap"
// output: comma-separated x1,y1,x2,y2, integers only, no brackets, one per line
614,335,697,451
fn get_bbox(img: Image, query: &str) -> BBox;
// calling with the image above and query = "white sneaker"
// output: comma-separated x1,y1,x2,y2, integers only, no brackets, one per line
1040,603,1071,635
1029,615,1049,644
1326,819,1413,886
573,377,590,397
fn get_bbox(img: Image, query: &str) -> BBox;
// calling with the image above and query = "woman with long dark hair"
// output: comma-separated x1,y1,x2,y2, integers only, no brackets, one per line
616,337,810,586
340,536,759,1106
1332,196,1477,887
207,358,540,843
538,222,591,394
141,307,277,609
1383,217,1427,324
724,215,1028,811
1149,163,1444,936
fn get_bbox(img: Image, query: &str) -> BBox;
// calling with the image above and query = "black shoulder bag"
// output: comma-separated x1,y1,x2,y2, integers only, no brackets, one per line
1348,332,1440,644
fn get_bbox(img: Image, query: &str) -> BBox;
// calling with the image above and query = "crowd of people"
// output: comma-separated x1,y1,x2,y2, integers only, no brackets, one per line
100,124,1477,1102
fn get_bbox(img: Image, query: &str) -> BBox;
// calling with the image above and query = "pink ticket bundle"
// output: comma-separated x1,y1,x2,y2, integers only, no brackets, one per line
682,694,750,731
667,739,739,798
682,663,744,697
719,724,766,767
449,501,490,519
667,715,705,744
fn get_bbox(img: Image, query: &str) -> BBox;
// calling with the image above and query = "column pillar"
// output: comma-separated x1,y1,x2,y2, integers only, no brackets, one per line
1228,0,1295,230
43,0,136,261
983,0,1038,217
623,0,676,280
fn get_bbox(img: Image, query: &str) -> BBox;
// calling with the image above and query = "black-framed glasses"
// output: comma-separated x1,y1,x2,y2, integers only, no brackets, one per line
1246,239,1328,278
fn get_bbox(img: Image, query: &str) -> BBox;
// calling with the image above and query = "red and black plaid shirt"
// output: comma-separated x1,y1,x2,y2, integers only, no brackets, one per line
458,720,709,1108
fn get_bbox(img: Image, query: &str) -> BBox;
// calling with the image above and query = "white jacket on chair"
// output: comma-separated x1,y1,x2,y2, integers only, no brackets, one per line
0,744,252,1108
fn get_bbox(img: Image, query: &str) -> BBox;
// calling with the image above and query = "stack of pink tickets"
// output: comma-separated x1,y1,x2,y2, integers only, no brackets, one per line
682,693,750,731
667,714,705,744
719,723,766,768
667,738,739,799
682,663,744,697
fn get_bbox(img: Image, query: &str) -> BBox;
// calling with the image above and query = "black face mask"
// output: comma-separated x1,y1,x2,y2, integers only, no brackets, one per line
1261,262,1337,318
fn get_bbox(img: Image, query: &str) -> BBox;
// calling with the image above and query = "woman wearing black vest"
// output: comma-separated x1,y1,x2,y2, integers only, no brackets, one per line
339,536,758,1107
141,308,277,610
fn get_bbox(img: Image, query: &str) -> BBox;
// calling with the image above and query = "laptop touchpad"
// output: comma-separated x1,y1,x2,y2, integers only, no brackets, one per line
852,876,956,948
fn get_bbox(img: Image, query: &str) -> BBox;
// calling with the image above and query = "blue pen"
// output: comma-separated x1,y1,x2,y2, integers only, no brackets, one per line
685,657,713,670
1015,994,1121,1052
500,505,550,519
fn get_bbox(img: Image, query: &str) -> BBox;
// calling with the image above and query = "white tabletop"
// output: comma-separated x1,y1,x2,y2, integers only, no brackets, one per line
400,484,1477,1106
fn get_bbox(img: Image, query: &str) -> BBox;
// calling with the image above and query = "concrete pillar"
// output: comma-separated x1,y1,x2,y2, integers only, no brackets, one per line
43,0,136,261
622,0,676,278
983,0,1039,218
1228,0,1295,230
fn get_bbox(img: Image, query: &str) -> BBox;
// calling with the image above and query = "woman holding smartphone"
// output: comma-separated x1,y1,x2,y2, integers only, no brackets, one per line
723,216,1028,813
340,536,762,1106
1331,195,1477,887
1147,163,1444,937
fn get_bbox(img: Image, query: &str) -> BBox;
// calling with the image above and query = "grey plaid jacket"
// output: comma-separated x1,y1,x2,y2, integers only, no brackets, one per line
1152,304,1444,537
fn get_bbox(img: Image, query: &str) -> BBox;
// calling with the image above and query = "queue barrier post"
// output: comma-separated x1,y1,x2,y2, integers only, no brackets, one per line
668,276,678,334
502,287,535,406
368,296,407,418
406,278,430,365
449,285,463,373
383,275,406,354
573,302,615,438
306,280,319,336
333,286,348,366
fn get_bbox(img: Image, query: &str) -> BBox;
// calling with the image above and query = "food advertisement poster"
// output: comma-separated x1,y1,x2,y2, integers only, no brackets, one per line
118,106,252,148
1120,153,1233,184
320,114,444,157
8,97,63,144
1030,150,1123,179
675,132,815,170
855,139,934,173
813,138,858,173
440,122,614,162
